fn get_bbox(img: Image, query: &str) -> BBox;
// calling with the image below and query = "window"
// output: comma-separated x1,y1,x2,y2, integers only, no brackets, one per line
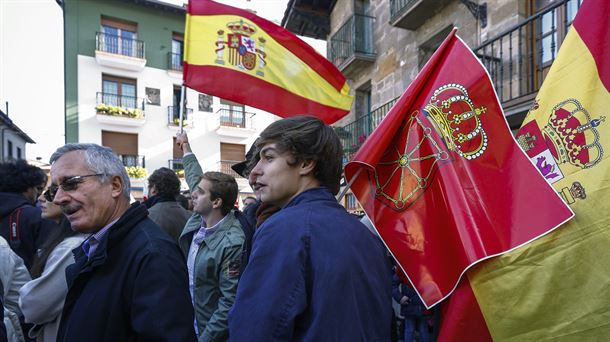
102,74,137,109
100,16,140,57
16,147,21,160
219,99,246,128
7,140,13,159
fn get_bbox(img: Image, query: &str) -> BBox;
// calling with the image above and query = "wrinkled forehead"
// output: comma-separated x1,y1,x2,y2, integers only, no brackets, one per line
50,151,91,183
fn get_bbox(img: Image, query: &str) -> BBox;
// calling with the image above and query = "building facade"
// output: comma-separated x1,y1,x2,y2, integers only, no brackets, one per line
283,0,582,213
0,108,35,162
62,0,277,199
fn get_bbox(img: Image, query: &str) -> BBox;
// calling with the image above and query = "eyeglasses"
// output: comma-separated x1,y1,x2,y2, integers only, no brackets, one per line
44,174,104,202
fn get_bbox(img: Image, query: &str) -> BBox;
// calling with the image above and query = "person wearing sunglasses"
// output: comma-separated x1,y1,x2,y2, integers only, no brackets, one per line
48,143,196,342
18,181,88,342
0,159,54,271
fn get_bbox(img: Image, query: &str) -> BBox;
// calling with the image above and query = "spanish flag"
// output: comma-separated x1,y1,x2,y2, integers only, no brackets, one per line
439,0,610,340
344,28,573,308
183,0,353,124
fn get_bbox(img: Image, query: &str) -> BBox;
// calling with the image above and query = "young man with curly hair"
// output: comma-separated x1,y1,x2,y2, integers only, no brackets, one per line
228,116,392,341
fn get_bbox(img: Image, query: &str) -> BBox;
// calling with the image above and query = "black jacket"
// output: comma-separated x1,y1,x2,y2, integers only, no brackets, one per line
56,203,196,342
0,192,54,270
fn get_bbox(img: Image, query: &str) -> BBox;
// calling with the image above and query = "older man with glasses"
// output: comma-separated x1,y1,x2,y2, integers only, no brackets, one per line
49,143,196,342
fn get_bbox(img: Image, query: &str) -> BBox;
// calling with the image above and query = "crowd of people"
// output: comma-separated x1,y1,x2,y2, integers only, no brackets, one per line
1,116,435,342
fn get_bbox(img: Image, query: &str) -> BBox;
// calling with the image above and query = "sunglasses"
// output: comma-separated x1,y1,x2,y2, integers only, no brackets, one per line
44,174,104,202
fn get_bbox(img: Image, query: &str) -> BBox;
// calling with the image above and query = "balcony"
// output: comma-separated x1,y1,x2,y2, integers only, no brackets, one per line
216,108,256,138
390,0,452,30
473,0,577,120
95,92,146,127
329,14,376,77
167,106,193,128
120,154,145,168
95,32,146,71
168,159,184,171
336,98,398,161
218,160,244,179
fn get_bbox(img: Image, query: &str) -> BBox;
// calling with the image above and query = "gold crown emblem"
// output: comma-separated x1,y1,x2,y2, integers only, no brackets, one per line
226,20,256,36
424,84,488,160
542,99,604,169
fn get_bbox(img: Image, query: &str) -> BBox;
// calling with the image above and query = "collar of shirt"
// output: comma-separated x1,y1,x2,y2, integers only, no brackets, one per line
192,215,227,246
82,218,119,259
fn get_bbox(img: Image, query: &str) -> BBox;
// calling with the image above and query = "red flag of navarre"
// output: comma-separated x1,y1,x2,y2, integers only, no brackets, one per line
344,28,573,308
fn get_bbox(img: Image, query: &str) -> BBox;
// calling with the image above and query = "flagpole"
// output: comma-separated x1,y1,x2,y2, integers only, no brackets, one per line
179,84,187,133
336,168,362,202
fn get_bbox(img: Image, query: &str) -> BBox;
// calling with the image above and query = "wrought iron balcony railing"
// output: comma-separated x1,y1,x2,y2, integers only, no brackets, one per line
329,14,376,72
168,52,183,71
167,106,193,126
168,159,184,171
217,108,255,129
219,160,244,179
335,98,398,161
96,92,145,118
473,0,580,107
120,154,145,168
96,32,145,59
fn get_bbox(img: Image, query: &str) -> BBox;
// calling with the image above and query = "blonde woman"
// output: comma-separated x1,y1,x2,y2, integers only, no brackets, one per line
18,184,87,342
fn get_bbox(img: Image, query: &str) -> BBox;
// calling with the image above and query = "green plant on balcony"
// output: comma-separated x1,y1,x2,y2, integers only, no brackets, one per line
125,166,147,179
96,104,144,119
172,118,188,127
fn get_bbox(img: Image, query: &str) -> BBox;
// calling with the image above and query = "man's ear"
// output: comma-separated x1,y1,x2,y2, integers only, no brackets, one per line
110,175,124,198
212,197,223,210
299,159,317,176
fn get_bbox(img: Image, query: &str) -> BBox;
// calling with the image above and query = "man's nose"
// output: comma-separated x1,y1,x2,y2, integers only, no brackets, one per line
52,187,68,205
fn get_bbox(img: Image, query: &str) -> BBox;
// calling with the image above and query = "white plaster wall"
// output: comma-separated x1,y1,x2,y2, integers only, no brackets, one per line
77,55,277,192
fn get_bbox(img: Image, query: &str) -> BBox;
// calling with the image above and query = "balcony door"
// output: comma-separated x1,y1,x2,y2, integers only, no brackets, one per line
530,0,582,87
101,131,140,167
220,143,245,177
171,33,184,70
100,16,138,57
102,75,137,109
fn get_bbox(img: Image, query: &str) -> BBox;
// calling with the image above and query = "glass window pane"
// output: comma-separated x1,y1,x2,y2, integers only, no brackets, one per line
121,84,136,108
103,80,118,106
541,36,555,63
541,12,554,34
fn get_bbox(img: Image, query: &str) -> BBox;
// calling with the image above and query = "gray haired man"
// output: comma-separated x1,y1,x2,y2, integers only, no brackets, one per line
49,143,196,342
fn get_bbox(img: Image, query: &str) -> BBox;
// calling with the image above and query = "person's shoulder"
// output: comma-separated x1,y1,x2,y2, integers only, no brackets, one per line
222,212,246,246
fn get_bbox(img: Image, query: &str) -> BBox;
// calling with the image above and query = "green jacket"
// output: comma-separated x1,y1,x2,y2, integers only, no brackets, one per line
180,153,245,342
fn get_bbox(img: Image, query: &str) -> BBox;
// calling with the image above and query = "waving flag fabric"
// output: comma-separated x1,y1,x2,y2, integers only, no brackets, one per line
183,0,353,124
439,0,610,340
344,29,573,308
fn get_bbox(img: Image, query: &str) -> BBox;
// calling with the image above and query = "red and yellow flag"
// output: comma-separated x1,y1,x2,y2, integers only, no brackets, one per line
344,29,573,308
439,0,610,340
183,0,353,124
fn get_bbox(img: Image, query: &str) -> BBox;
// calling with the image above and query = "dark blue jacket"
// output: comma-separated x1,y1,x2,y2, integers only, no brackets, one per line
56,203,196,342
229,187,392,342
0,192,54,270
392,274,427,317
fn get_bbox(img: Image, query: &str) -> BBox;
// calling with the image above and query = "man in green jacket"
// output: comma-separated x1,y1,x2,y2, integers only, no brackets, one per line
176,133,245,342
